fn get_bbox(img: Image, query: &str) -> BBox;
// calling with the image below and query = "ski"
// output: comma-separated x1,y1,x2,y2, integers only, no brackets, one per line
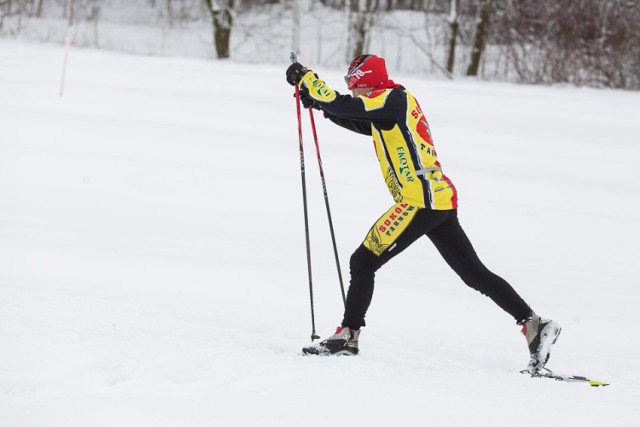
521,368,609,387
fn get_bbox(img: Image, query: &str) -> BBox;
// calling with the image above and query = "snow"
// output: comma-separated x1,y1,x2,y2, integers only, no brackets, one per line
1,40,640,426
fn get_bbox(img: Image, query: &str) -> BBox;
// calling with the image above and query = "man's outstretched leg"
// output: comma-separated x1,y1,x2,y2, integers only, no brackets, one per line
427,211,561,370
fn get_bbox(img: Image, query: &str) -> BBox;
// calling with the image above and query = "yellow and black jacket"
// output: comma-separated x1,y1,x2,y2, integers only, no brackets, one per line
299,71,458,210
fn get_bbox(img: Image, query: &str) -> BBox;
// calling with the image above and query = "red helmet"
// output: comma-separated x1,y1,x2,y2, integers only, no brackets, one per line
344,55,388,90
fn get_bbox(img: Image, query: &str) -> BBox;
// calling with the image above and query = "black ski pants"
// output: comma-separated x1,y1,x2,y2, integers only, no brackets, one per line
341,208,532,329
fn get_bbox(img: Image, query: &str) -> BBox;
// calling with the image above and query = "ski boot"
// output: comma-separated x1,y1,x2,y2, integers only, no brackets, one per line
302,327,360,356
519,313,562,372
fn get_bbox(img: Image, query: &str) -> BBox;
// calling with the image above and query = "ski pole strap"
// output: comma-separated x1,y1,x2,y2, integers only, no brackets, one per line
415,167,441,176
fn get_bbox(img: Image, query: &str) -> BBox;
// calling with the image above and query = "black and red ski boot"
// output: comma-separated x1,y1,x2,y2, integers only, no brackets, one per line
302,327,360,356
520,313,562,372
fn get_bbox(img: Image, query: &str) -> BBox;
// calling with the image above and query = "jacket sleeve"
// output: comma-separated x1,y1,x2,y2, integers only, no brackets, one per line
323,110,372,135
298,71,400,131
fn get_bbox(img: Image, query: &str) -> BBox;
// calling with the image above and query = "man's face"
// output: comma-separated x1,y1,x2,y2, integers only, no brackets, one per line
351,87,372,97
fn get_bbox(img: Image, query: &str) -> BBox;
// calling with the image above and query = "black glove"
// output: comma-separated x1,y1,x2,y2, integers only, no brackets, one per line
286,62,309,86
294,91,321,110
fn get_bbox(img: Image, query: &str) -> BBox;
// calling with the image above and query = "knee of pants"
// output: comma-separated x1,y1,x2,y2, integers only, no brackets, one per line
452,254,493,291
350,245,384,276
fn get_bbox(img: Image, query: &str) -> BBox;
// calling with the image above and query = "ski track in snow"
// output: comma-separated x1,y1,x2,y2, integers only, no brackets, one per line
1,40,640,426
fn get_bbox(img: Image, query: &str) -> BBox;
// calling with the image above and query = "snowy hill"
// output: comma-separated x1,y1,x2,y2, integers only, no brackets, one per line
1,40,640,426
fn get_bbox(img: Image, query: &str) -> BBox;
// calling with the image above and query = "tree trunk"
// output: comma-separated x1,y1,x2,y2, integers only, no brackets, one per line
205,0,234,59
166,0,173,26
446,0,460,73
34,0,44,17
466,0,492,76
0,1,8,31
67,0,76,26
347,0,379,61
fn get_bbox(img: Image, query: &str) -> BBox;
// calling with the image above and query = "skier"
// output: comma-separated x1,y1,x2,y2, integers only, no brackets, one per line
286,55,561,371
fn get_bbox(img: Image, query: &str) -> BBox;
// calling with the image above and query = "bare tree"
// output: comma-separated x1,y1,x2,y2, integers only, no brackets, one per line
495,0,640,89
0,1,11,31
204,0,235,59
446,0,459,73
65,0,76,26
346,0,379,61
35,0,43,17
466,0,492,76
166,0,174,26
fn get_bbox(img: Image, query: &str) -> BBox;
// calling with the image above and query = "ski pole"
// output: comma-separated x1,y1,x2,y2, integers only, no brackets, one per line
307,109,346,306
291,52,320,341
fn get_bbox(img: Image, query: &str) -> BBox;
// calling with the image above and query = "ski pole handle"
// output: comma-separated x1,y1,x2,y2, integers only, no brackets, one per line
290,52,298,64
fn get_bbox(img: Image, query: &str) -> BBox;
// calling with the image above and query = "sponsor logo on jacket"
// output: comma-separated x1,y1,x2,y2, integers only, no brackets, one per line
396,147,414,183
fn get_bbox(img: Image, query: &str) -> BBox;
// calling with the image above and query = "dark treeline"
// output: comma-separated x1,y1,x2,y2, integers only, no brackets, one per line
325,0,640,89
1,0,638,89
494,0,640,89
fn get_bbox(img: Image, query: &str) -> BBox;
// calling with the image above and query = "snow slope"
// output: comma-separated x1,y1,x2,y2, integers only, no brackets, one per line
1,40,639,426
